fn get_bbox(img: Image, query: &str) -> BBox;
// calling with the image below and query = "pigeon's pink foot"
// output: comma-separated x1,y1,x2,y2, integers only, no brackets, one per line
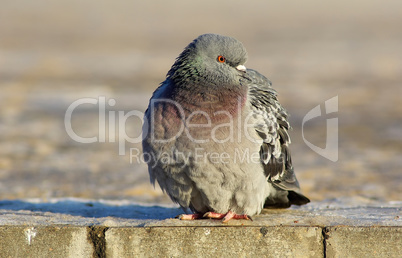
203,210,252,223
176,213,203,220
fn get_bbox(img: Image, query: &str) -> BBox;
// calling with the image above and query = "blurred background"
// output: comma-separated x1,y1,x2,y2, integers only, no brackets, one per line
0,0,401,205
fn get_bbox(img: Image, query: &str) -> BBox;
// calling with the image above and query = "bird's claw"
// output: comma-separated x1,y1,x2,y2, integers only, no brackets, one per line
176,213,202,220
204,210,252,223
177,210,252,222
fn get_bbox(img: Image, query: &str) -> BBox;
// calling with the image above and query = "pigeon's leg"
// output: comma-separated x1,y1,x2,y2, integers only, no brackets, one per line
203,210,252,223
176,213,203,220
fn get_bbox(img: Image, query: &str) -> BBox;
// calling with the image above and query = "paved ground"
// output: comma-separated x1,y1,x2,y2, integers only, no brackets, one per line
0,0,401,204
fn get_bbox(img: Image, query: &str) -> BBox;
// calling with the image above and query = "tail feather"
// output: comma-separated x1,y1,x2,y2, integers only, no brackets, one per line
264,190,310,209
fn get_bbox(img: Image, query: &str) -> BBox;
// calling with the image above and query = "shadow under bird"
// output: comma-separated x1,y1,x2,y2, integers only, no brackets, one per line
142,34,309,222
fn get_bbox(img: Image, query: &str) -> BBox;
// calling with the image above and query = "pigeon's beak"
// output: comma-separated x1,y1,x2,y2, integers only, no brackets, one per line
236,65,247,72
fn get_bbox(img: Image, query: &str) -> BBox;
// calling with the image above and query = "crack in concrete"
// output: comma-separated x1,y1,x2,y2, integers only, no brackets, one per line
322,227,330,258
88,226,108,258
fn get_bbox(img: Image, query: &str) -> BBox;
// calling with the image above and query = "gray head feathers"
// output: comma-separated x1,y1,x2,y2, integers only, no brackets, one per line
167,34,248,87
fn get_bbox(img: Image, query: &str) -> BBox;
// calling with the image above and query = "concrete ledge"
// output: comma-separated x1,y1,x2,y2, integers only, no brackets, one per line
324,226,401,258
0,198,400,257
0,226,93,257
106,226,322,257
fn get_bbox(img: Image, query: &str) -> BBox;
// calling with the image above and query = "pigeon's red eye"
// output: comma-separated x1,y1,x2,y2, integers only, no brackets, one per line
217,55,226,63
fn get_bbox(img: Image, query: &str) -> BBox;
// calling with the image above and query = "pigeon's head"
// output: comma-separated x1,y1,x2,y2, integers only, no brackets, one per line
167,34,248,87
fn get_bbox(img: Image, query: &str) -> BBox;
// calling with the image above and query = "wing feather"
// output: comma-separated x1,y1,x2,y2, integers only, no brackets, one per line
245,69,309,206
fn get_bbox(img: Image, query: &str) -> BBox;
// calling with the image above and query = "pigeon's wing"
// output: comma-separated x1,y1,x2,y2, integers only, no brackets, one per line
246,69,310,206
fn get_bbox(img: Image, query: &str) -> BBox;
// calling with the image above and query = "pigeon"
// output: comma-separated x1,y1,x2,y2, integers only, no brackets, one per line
142,34,309,222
